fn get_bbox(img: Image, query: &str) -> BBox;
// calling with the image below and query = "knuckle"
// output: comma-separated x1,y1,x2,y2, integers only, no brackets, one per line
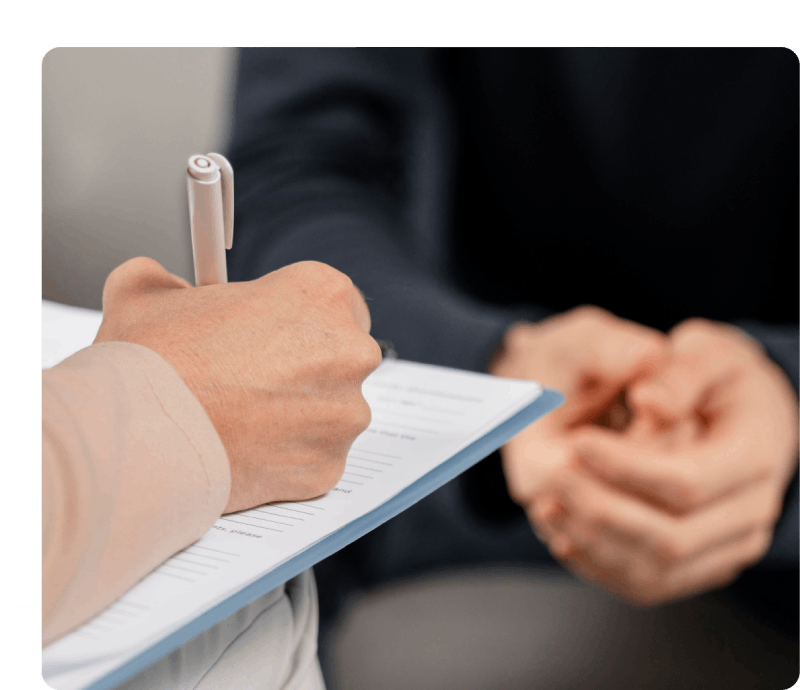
507,482,530,508
288,261,351,290
103,256,169,301
310,261,352,288
679,317,713,334
503,322,536,357
349,396,373,436
571,305,609,327
358,337,383,374
340,335,382,379
104,257,143,292
671,318,715,347
120,255,161,274
102,259,139,305
329,269,355,293
290,260,327,276
314,454,348,494
640,330,669,357
324,394,373,442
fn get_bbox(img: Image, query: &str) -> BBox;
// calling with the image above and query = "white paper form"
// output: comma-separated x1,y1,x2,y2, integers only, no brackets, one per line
41,301,556,690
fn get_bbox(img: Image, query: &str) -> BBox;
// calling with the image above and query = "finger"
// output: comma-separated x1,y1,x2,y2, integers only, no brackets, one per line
670,318,760,360
556,506,773,606
555,545,638,596
528,491,570,548
584,314,667,388
572,426,764,513
531,491,562,524
658,528,772,603
528,515,555,546
557,528,767,607
501,431,574,504
528,471,612,560
561,314,668,425
549,532,578,559
625,413,701,449
627,347,742,423
551,468,675,565
103,257,190,309
554,466,780,567
529,511,578,560
632,318,764,422
557,508,636,570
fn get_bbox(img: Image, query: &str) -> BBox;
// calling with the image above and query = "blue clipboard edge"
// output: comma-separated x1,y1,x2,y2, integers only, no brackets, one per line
76,388,563,690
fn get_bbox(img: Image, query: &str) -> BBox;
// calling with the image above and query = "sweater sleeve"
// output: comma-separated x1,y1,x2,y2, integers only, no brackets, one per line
226,50,556,630
42,342,231,645
226,48,535,375
736,320,799,569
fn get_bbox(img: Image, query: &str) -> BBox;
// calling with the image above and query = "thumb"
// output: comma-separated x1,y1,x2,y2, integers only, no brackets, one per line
586,319,668,389
103,257,191,310
563,315,668,423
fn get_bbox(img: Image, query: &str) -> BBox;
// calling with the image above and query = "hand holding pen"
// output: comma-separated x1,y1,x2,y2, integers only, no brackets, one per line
94,154,383,511
185,152,396,359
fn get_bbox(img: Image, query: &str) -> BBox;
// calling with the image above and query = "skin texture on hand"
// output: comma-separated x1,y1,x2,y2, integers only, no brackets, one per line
488,306,669,509
492,312,799,607
94,257,383,513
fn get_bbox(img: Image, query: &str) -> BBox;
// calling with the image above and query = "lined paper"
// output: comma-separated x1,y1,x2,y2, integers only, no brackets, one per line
41,301,551,690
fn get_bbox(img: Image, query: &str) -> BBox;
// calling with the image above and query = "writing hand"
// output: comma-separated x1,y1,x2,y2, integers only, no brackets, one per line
95,258,383,512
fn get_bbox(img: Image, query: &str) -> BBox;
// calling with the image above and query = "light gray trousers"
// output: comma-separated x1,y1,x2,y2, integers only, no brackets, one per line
117,570,325,690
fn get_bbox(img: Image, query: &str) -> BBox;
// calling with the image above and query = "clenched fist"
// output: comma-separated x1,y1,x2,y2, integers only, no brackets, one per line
95,258,382,512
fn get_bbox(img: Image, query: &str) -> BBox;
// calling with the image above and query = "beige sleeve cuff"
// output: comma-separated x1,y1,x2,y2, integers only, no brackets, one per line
42,342,231,645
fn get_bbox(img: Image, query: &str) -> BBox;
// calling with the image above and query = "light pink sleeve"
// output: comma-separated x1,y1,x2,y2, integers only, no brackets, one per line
42,342,231,645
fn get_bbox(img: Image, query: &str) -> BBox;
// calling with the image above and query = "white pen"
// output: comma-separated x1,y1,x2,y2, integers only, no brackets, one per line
185,152,400,359
186,153,234,286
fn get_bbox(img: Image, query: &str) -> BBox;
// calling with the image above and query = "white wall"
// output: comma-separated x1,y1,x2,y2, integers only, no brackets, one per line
42,47,237,309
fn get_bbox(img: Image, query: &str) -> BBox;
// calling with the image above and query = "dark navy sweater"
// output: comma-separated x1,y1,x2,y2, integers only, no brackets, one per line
226,48,798,631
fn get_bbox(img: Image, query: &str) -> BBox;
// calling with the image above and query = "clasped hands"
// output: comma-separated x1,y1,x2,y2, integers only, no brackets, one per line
490,307,798,606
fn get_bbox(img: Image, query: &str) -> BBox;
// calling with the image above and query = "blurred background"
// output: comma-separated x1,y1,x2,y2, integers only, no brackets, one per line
42,47,236,307
42,48,798,690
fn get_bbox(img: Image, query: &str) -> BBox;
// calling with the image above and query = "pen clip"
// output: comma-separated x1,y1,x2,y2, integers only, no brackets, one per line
205,152,234,250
